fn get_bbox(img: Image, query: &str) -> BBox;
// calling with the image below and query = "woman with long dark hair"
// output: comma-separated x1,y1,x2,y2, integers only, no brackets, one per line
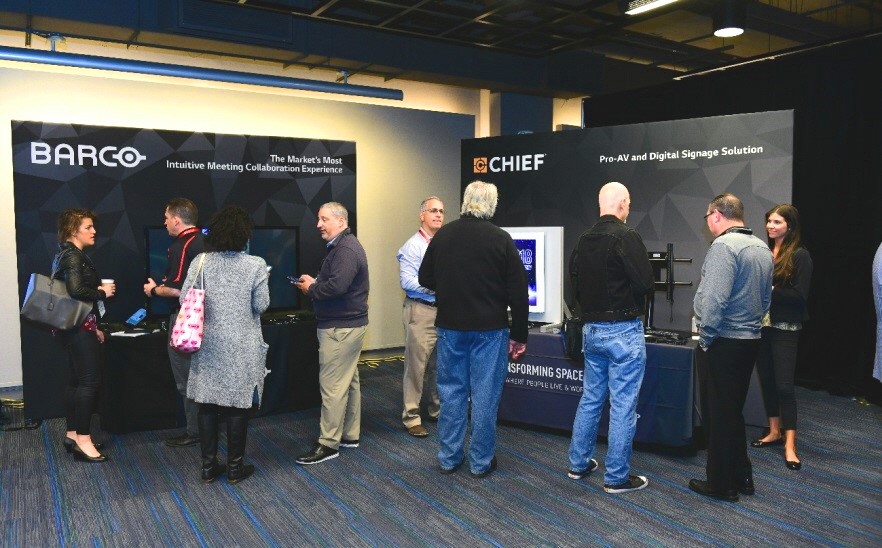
181,206,270,484
55,208,116,462
750,204,812,470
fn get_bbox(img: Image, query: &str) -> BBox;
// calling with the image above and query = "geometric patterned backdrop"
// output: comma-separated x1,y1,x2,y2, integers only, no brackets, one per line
462,110,793,331
12,120,355,418
12,120,355,321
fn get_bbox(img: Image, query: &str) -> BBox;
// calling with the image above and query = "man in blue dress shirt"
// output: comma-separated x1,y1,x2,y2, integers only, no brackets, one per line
396,197,445,437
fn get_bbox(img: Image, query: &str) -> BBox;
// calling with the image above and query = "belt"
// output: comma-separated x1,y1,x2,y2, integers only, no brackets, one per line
407,297,436,307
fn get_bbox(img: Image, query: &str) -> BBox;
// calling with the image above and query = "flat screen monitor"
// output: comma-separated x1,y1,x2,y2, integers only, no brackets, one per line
501,226,564,324
145,225,300,317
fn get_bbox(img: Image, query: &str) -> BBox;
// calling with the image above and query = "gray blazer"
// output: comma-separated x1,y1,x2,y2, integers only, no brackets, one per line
182,251,270,409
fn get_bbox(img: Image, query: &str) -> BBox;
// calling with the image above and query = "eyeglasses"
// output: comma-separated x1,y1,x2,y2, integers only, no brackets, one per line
703,210,715,219
423,208,444,215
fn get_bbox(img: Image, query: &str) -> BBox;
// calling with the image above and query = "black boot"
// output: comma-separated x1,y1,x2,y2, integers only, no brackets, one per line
226,409,254,484
198,405,225,483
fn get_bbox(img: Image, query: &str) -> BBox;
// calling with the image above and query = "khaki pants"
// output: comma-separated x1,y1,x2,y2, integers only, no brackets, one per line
317,326,367,450
402,299,440,427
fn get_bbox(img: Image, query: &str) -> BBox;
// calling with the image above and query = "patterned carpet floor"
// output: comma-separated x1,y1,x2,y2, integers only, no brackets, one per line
1,359,880,547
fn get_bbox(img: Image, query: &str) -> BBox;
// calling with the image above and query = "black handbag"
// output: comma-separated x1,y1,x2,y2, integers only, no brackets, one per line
20,251,92,330
562,315,584,361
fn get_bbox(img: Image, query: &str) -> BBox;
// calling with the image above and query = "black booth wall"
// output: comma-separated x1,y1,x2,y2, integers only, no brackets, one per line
582,33,882,402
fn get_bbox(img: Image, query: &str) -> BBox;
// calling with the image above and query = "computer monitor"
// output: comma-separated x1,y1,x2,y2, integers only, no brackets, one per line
501,226,564,324
145,225,300,317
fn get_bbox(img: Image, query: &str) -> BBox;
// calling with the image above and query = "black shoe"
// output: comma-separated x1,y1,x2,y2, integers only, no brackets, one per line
470,456,498,478
64,438,102,453
72,444,108,463
227,464,255,484
604,475,649,494
295,443,339,465
688,479,738,502
567,459,599,480
201,463,226,484
439,460,463,474
165,433,201,447
750,436,784,448
425,414,439,423
739,474,755,496
340,439,360,448
786,458,802,470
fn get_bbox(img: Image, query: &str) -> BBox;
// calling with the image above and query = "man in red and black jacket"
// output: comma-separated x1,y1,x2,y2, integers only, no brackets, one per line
144,198,205,447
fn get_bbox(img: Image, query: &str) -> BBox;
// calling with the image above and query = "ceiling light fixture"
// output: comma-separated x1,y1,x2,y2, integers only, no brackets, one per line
625,0,680,16
713,0,746,38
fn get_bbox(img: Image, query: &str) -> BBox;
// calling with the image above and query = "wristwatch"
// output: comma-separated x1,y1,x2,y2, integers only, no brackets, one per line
151,286,158,297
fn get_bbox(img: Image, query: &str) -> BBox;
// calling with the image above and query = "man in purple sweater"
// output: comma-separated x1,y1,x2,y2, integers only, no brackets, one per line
419,181,528,478
293,202,369,465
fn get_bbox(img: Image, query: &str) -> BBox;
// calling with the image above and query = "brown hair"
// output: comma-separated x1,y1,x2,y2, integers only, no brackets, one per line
165,197,198,226
56,208,96,243
766,203,803,281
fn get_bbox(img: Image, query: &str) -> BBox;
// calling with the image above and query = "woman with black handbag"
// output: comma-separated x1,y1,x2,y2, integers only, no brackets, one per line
54,208,116,462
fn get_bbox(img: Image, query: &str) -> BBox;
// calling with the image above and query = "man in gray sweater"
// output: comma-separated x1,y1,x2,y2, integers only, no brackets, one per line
293,202,369,465
690,193,772,502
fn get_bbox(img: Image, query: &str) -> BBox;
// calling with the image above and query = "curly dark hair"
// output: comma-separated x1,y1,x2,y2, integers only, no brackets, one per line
57,208,97,243
205,206,252,252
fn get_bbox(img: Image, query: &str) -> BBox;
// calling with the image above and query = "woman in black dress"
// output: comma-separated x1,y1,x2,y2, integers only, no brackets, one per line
55,209,116,462
750,204,812,470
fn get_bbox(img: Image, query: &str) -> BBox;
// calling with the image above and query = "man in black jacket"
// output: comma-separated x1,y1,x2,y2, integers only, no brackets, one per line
419,181,528,478
143,198,205,448
567,182,653,493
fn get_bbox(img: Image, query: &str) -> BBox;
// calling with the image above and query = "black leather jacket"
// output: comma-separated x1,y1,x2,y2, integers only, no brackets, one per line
52,242,105,304
571,215,654,322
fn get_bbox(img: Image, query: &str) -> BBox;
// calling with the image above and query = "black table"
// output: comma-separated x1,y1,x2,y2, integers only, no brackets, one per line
99,319,320,433
498,328,766,447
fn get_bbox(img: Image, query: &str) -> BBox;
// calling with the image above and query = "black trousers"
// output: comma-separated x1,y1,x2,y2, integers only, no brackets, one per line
756,327,800,430
703,337,760,491
63,328,102,435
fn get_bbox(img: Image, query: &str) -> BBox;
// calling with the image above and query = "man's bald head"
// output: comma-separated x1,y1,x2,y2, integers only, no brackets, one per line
598,182,631,222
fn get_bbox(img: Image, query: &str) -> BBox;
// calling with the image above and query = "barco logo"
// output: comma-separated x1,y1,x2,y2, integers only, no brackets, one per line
30,142,148,168
473,153,545,173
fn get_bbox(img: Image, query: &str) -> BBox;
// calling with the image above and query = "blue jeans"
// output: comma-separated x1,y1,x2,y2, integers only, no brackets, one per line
435,327,509,474
568,319,645,485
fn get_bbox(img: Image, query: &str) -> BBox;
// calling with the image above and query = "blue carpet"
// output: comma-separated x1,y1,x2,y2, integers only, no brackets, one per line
1,360,880,546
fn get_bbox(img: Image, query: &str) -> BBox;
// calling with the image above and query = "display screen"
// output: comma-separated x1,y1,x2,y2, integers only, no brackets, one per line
145,226,299,317
504,230,545,314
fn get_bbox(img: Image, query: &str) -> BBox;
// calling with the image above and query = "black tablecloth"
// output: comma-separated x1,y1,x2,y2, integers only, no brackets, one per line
98,321,319,433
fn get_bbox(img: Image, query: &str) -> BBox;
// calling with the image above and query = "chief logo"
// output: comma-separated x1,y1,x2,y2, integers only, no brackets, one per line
472,153,546,173
30,142,148,168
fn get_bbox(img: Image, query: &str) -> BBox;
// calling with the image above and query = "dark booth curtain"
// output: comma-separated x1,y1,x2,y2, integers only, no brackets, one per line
582,32,882,404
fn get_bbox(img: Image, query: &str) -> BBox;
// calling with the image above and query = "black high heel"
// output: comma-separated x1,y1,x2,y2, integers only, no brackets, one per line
64,438,103,453
72,443,108,463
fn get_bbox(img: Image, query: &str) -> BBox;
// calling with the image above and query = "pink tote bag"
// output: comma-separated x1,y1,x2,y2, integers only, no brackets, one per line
170,254,206,353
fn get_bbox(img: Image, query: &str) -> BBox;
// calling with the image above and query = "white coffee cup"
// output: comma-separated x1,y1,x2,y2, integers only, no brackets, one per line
101,279,114,285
